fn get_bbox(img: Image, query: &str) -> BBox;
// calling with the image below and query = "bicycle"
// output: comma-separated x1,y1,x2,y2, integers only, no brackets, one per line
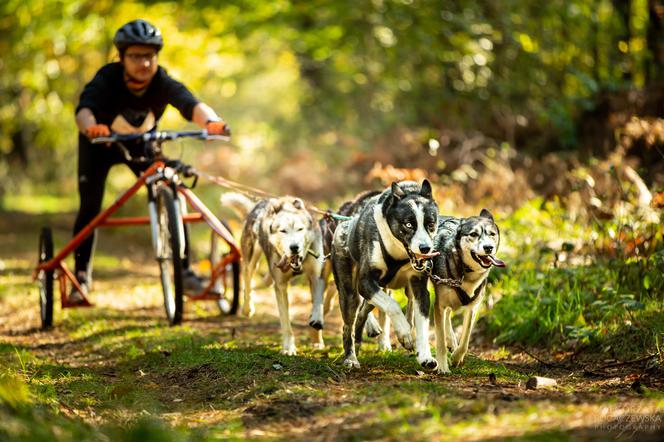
34,130,241,328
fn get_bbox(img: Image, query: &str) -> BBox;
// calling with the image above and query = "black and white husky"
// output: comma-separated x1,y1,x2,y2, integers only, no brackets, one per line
331,180,439,369
221,193,325,355
431,210,505,374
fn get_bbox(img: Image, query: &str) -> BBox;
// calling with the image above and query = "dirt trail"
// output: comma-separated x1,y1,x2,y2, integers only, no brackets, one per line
1,214,662,440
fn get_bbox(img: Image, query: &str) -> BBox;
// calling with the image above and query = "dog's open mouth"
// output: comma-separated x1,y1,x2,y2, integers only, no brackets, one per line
471,251,506,268
409,251,440,272
277,254,304,273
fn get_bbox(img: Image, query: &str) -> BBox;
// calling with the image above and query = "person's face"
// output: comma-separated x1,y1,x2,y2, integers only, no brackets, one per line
121,44,158,85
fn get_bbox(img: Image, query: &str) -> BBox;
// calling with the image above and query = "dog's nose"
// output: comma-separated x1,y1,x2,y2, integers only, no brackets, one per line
483,245,494,254
290,244,300,254
419,244,431,254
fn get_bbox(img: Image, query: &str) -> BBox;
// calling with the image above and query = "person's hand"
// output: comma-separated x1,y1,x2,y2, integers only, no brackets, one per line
85,124,111,140
206,120,230,136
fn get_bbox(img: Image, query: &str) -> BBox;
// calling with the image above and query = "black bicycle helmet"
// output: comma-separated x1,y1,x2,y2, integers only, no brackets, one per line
113,19,164,54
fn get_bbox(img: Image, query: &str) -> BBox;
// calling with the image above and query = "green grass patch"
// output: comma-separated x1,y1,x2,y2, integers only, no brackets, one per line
483,199,664,358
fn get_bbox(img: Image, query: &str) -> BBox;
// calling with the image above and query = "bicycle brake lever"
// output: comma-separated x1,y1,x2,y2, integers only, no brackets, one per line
208,135,231,141
202,131,231,142
182,165,197,178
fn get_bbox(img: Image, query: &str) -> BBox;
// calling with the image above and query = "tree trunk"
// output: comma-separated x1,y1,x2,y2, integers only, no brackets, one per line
612,0,633,81
647,0,664,84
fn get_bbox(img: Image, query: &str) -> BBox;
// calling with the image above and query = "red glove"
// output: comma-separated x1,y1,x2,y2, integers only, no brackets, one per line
85,124,111,139
206,120,230,136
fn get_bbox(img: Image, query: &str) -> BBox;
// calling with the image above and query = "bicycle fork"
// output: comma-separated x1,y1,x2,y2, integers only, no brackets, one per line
148,185,186,261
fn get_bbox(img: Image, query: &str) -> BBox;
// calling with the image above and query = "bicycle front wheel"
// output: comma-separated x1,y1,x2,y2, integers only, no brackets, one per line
154,185,184,325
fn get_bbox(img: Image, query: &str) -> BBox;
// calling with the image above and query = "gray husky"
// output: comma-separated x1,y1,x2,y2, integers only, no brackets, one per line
430,210,505,374
331,180,439,369
221,193,325,355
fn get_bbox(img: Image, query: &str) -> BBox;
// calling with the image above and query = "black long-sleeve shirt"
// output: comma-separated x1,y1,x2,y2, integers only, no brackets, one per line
76,63,199,131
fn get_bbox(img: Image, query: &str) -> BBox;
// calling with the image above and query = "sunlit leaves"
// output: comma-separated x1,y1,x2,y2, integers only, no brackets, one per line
0,0,660,197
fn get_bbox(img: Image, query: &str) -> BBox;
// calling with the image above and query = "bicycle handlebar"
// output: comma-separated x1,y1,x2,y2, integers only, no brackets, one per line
91,130,230,144
89,130,225,190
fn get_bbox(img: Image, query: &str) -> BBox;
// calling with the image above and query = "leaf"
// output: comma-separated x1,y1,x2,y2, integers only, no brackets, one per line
574,313,586,327
643,275,651,290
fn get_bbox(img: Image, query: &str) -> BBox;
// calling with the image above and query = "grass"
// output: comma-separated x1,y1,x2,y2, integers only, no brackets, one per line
486,258,664,354
482,199,664,361
1,328,536,441
1,197,664,440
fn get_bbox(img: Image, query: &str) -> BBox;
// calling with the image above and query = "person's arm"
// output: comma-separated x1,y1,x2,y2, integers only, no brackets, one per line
76,108,97,133
192,102,221,126
76,64,113,139
193,102,229,135
76,107,110,139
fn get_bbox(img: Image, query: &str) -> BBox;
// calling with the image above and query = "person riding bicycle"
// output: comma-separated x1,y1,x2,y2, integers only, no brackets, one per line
70,19,228,303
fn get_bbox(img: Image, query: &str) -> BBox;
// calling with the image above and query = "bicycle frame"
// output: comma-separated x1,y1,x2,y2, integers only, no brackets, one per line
33,159,240,308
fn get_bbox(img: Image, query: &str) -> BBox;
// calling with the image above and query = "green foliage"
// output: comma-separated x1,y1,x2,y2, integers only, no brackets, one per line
0,372,32,409
484,199,664,356
0,0,660,201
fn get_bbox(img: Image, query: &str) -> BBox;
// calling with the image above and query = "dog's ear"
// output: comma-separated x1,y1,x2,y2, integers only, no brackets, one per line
420,179,433,199
391,182,406,199
291,198,305,210
267,200,283,215
480,208,494,221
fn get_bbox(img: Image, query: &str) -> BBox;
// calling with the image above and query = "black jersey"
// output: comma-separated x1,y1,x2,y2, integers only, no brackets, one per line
76,63,199,133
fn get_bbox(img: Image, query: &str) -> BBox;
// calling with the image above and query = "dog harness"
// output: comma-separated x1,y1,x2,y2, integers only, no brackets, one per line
346,213,410,288
453,279,487,306
376,234,411,288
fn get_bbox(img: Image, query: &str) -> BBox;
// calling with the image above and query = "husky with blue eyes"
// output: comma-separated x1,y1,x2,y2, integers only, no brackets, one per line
221,193,325,355
430,210,505,374
331,180,440,369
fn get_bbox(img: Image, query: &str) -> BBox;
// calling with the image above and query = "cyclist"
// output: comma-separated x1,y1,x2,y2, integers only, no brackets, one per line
70,19,228,303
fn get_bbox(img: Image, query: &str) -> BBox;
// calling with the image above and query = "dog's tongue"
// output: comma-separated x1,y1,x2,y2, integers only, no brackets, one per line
487,255,506,267
414,251,440,259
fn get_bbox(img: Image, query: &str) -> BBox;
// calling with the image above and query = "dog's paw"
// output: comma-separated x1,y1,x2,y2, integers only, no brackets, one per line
280,346,297,356
311,342,325,351
435,364,452,375
451,350,466,367
242,304,255,318
397,333,415,351
308,318,324,330
365,325,382,338
342,357,360,369
364,316,382,338
418,357,438,370
377,339,392,352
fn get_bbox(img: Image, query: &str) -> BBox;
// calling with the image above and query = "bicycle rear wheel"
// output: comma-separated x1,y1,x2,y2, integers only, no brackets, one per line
217,258,240,315
154,185,184,325
38,227,54,329
210,221,240,316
